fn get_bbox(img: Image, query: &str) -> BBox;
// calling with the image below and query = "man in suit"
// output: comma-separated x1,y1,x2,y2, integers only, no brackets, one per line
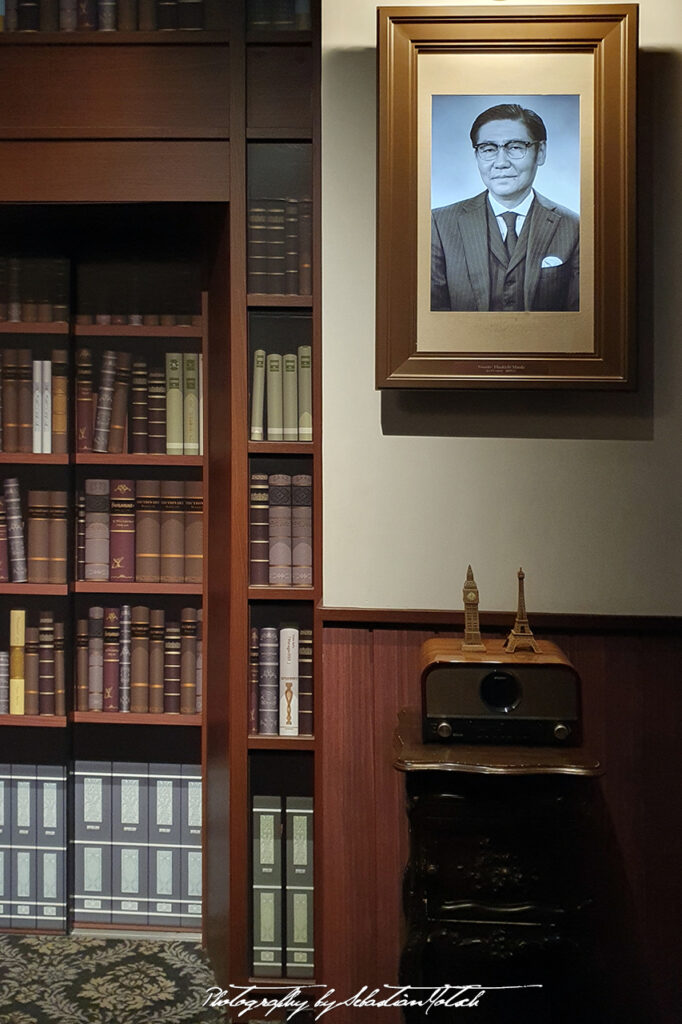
431,103,579,312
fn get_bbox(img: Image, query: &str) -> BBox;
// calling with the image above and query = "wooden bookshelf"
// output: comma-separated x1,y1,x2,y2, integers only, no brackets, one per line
71,712,202,727
0,714,67,728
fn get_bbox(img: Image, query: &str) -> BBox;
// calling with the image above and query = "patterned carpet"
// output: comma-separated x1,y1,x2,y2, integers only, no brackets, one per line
0,934,227,1024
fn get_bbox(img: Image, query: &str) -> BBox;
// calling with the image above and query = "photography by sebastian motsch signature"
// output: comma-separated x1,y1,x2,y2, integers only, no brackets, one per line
203,982,543,1018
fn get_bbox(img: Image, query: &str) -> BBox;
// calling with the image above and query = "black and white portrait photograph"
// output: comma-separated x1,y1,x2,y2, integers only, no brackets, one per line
430,94,581,313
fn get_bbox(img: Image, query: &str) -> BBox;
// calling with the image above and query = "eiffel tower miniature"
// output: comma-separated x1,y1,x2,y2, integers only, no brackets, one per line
505,567,540,653
462,565,486,651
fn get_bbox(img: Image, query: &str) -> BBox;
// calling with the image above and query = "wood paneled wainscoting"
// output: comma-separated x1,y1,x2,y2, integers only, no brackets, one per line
320,611,682,1024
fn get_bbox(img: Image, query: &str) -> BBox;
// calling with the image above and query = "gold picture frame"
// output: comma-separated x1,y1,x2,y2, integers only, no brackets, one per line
376,5,637,388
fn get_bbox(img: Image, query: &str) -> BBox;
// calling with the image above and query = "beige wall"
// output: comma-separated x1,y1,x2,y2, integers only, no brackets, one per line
321,0,682,615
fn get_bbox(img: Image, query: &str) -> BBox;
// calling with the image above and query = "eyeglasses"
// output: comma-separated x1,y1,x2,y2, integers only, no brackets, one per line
474,140,540,161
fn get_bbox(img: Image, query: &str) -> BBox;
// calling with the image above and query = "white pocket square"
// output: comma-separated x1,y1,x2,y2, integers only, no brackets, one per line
541,255,564,268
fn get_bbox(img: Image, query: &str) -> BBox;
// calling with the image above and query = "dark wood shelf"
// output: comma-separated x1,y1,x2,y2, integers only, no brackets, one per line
0,583,68,595
0,714,67,728
248,735,315,750
0,321,68,333
0,31,230,46
73,582,202,594
248,586,314,601
75,453,204,466
247,441,313,454
246,30,312,45
73,322,203,337
71,711,202,726
247,294,312,308
0,453,69,464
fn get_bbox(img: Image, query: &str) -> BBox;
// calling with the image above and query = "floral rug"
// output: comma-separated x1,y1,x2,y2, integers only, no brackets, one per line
0,934,227,1024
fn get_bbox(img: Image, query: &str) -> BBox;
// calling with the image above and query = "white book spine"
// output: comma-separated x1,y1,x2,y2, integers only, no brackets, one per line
41,360,52,454
32,360,43,454
266,353,283,442
297,345,312,442
250,349,266,441
282,353,298,442
279,627,299,736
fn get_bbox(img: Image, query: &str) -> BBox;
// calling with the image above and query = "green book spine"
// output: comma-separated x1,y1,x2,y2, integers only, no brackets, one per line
165,352,183,456
282,353,298,442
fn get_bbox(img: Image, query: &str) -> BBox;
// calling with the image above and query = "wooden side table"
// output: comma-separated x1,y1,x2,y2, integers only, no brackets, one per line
394,708,605,1023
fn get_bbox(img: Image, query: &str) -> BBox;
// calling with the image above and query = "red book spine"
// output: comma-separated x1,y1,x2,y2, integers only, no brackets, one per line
76,348,94,453
109,479,135,583
103,607,120,712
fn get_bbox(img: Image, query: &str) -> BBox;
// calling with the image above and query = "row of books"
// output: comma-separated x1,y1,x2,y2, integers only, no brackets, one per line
3,0,224,31
0,609,66,716
75,604,203,715
248,0,311,31
0,348,68,454
247,198,313,297
72,761,201,929
252,794,313,977
0,258,69,324
250,346,312,442
1,480,68,584
75,260,201,325
249,624,312,736
0,765,67,930
76,349,203,457
78,478,203,584
249,472,312,587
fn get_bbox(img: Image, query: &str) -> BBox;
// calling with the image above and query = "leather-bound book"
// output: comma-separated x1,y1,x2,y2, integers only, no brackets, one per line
76,0,96,28
27,489,50,583
24,626,40,716
75,618,89,711
75,489,86,580
60,0,78,32
87,606,104,711
119,604,131,713
292,473,313,586
248,625,259,734
157,0,178,30
183,480,203,583
103,607,120,711
249,472,269,585
52,258,69,322
177,0,203,29
148,608,165,713
118,0,137,29
284,198,299,295
138,0,156,30
147,367,166,454
97,0,116,29
266,199,287,294
163,620,181,713
109,479,135,583
54,620,66,716
36,258,53,323
17,348,33,453
160,479,184,583
258,626,278,735
268,473,292,586
18,0,41,32
165,352,183,456
4,477,27,583
2,349,18,452
247,200,269,294
130,605,150,713
40,0,60,30
130,359,148,454
298,626,313,736
135,479,160,582
298,198,313,295
203,0,224,28
107,351,132,454
75,349,94,452
84,478,110,581
0,653,8,715
92,350,116,452
51,349,69,455
9,608,26,715
7,260,21,322
180,607,197,714
38,610,55,715
20,260,38,321
195,606,203,713
0,497,9,582
48,489,67,584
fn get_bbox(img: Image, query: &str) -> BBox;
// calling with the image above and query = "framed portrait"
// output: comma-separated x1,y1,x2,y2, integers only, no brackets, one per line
376,6,637,388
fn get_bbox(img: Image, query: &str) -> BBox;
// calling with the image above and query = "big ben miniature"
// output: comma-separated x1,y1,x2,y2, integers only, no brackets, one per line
505,567,540,653
462,565,486,651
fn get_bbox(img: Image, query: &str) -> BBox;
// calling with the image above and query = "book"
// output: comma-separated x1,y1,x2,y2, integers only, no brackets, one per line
75,619,89,712
54,620,66,716
177,0,203,30
11,764,36,928
17,348,33,453
111,763,148,926
77,0,97,28
268,473,292,586
102,607,120,712
247,201,269,294
130,359,149,454
84,479,110,581
147,367,167,454
35,765,67,931
279,626,299,736
118,0,137,30
0,498,8,582
135,480,161,583
266,353,283,441
180,607,197,714
119,604,131,713
76,349,94,452
195,607,203,714
157,0,178,30
148,608,165,714
130,605,150,713
2,350,18,451
4,478,27,582
108,351,132,454
163,620,181,713
75,490,86,580
291,473,313,587
160,479,184,583
298,198,313,295
165,352,183,456
138,0,156,30
266,198,287,294
41,357,51,454
92,350,116,452
109,479,135,582
60,0,78,30
250,349,266,442
48,489,67,584
182,352,200,455
72,761,112,925
24,625,40,716
98,0,116,29
87,606,104,711
282,353,298,442
0,652,9,715
298,627,313,737
183,480,203,584
249,473,269,586
252,795,283,977
32,360,43,453
248,626,259,734
285,795,314,977
297,345,312,441
51,349,69,454
38,610,55,715
258,626,278,735
27,490,50,584
284,198,299,294
148,763,182,927
180,764,202,928
9,608,26,714
0,765,9,928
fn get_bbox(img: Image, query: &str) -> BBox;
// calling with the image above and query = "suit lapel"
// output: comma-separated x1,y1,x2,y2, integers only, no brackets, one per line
524,195,561,306
459,193,492,310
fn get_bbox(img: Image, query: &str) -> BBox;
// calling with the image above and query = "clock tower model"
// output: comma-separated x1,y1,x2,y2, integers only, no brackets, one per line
462,565,486,651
